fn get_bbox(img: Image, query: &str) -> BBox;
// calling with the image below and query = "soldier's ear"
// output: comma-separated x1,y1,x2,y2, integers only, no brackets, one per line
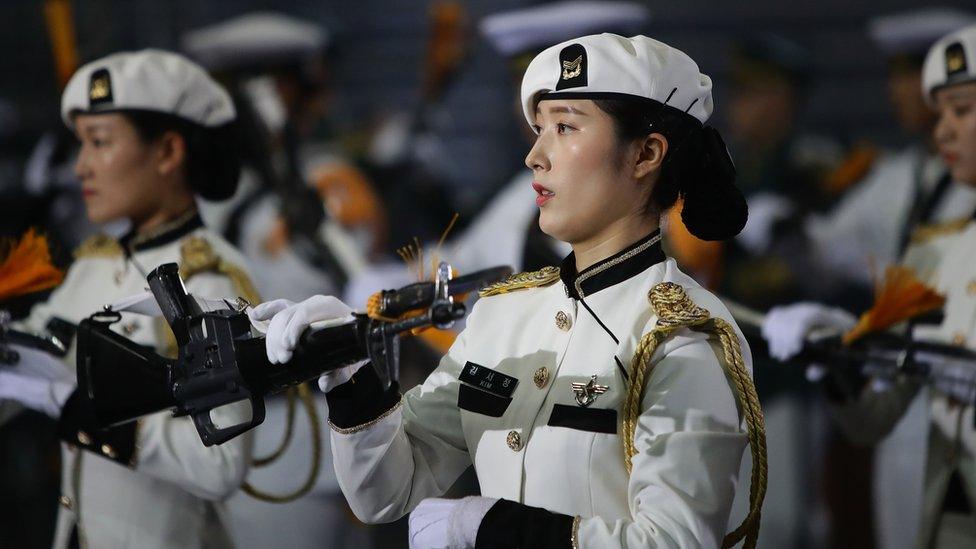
154,131,187,178
633,133,668,180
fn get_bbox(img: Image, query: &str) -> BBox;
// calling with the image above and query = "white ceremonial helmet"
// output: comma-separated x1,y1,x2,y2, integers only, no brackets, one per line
480,1,650,58
61,49,235,129
520,33,712,130
923,23,976,104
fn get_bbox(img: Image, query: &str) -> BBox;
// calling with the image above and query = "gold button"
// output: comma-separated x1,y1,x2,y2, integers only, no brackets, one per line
101,444,117,459
59,495,73,510
506,430,522,452
555,311,572,331
952,332,967,346
76,431,92,446
533,367,550,389
122,321,139,335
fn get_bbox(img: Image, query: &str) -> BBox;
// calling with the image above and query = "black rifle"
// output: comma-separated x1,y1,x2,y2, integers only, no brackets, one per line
727,300,976,423
0,310,68,365
76,261,511,446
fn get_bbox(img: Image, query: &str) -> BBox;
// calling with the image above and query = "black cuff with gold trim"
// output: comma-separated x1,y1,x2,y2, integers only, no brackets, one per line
57,389,138,466
475,499,575,548
325,363,401,430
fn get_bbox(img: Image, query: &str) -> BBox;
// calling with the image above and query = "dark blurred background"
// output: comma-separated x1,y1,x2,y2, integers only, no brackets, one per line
1,0,970,211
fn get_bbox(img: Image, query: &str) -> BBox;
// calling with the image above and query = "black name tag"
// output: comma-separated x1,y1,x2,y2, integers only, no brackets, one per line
459,362,519,399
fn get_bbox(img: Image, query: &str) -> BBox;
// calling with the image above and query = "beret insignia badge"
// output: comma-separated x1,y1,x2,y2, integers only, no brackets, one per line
88,68,113,105
556,43,587,90
562,55,583,80
945,43,968,77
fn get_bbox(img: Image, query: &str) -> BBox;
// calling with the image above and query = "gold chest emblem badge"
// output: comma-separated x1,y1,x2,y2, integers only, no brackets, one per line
562,55,583,80
572,375,609,407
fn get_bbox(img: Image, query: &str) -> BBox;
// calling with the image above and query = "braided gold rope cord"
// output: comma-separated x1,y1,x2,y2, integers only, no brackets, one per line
242,383,324,503
623,282,767,549
710,317,767,549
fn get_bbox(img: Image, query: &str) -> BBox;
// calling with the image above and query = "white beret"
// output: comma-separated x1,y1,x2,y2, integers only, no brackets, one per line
479,1,650,58
61,49,235,128
869,8,976,57
521,33,712,129
182,12,328,72
923,23,976,104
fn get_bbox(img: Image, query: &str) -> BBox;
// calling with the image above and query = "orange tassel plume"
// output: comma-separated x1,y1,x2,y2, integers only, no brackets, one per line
0,229,64,302
366,215,464,354
843,265,945,345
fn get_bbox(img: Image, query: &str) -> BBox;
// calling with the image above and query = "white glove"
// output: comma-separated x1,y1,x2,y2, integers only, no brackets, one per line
409,496,498,549
248,296,357,364
737,192,795,254
762,302,857,362
0,345,75,419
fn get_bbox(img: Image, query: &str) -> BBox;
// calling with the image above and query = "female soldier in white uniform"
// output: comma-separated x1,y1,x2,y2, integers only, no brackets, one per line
764,24,976,548
255,34,767,548
0,50,258,549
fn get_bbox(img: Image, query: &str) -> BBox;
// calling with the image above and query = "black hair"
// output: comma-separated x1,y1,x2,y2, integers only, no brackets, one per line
123,110,242,201
592,97,747,241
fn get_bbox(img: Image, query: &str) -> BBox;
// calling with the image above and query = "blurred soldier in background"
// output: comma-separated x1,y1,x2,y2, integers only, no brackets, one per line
765,22,976,547
359,1,469,251
182,12,378,549
2,48,258,549
717,34,844,310
764,9,976,549
183,12,372,303
805,8,976,295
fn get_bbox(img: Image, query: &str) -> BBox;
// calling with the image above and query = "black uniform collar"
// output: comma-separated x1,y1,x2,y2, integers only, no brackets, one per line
559,229,665,299
119,209,204,253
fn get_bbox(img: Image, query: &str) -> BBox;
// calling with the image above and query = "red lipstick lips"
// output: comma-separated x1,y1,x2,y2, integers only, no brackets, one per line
532,182,554,207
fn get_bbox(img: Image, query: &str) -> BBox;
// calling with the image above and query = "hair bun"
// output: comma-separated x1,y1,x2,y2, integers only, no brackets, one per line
188,122,242,201
679,126,748,241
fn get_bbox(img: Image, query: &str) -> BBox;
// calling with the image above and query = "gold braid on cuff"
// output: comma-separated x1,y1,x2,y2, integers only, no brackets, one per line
329,397,404,435
623,282,767,549
570,515,581,548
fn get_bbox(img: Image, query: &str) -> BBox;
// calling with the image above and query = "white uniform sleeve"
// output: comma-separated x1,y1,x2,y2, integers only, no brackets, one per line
329,316,473,523
2,262,83,426
805,163,902,285
577,332,748,548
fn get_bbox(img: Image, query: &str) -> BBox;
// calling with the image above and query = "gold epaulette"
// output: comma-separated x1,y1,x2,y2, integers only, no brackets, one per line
178,236,260,303
910,217,970,245
624,282,767,549
478,266,560,297
73,234,123,259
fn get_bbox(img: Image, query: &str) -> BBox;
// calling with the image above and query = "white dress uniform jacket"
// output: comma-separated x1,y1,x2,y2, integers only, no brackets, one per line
831,214,976,548
13,212,257,549
326,231,763,548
